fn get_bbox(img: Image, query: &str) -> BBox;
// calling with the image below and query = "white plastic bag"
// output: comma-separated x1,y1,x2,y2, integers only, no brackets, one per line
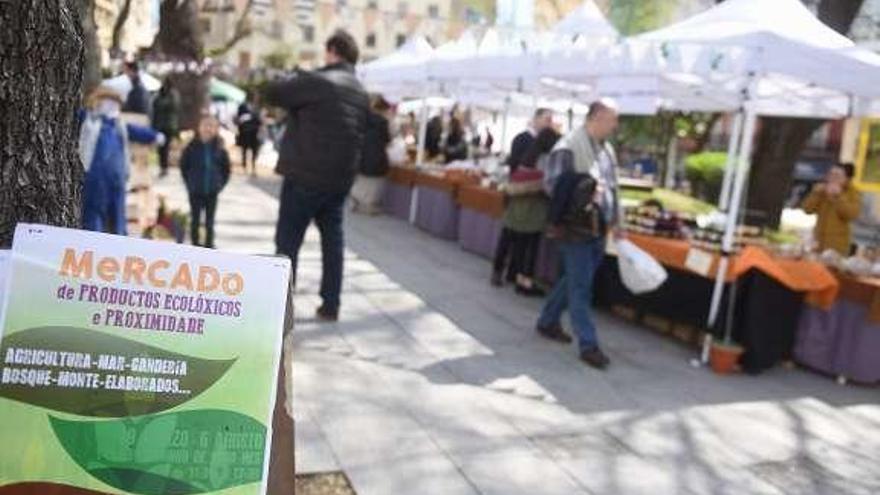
616,239,668,294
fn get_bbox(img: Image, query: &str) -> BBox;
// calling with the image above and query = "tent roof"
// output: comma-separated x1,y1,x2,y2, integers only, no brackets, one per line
634,0,880,110
358,35,434,86
551,0,618,39
638,0,852,49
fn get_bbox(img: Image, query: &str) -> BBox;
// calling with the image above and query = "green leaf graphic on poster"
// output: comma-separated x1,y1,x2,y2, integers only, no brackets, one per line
50,410,267,494
0,327,235,417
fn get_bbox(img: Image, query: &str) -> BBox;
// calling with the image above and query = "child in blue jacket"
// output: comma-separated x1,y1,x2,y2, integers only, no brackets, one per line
180,115,231,248
79,87,163,235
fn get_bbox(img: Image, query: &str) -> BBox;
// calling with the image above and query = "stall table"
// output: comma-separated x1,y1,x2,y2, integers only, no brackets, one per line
413,172,461,241
794,274,880,384
593,234,839,373
383,166,417,221
456,185,504,259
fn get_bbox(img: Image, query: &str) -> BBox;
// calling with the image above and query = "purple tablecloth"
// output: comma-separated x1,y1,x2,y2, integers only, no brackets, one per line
458,208,502,260
794,300,880,384
535,238,559,284
383,181,413,221
415,186,459,240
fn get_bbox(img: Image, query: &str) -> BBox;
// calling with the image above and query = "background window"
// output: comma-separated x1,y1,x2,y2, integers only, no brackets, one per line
302,25,315,43
366,33,377,48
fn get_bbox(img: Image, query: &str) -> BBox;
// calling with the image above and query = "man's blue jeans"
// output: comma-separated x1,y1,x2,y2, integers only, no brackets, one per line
537,237,606,351
275,178,348,312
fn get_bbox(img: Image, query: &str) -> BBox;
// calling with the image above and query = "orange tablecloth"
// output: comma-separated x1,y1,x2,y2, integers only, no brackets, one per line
387,166,419,186
414,170,457,193
457,185,505,218
836,272,880,322
627,234,839,310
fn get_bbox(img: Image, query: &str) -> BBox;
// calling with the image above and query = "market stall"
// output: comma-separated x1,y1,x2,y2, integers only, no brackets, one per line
384,166,418,221
362,0,880,379
795,272,880,384
413,170,462,241
456,184,504,259
592,232,839,373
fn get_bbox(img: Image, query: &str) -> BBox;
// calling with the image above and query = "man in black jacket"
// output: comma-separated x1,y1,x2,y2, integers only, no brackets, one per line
265,30,370,321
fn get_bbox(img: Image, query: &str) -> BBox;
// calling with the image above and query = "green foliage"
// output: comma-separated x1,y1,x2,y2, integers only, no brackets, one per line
262,46,295,71
685,151,728,203
607,0,678,35
621,187,715,215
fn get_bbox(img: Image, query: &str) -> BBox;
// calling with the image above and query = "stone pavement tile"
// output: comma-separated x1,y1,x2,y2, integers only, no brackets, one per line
388,309,494,362
317,408,443,468
605,410,707,458
557,450,786,495
450,445,590,495
748,454,880,495
399,384,536,456
531,431,628,461
487,388,634,438
843,404,880,430
343,453,480,495
295,409,342,474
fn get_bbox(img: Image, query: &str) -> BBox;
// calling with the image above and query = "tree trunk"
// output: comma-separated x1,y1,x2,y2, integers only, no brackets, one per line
0,0,84,247
745,0,865,228
78,0,103,97
154,0,207,130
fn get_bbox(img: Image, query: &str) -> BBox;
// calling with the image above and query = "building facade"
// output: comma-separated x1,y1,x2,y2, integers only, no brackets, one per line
291,0,477,67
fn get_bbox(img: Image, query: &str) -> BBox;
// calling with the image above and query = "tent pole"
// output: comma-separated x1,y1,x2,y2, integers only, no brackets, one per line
718,112,745,212
411,84,431,225
706,107,758,337
416,92,430,168
500,94,512,158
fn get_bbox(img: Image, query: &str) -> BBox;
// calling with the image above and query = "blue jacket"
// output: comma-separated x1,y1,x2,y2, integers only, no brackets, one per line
180,138,231,196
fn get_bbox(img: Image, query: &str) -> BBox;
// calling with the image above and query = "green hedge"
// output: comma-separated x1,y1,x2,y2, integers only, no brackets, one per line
685,151,728,203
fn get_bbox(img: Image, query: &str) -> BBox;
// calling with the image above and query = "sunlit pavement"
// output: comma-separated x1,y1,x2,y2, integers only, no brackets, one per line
155,172,880,495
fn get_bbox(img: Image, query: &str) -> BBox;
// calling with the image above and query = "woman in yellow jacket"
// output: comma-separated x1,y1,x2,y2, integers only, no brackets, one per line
801,164,861,255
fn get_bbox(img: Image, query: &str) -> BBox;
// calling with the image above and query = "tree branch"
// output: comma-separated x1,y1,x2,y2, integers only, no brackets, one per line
110,0,133,56
210,0,255,56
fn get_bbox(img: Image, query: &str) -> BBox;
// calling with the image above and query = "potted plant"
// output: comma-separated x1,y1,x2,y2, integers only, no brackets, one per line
709,339,743,374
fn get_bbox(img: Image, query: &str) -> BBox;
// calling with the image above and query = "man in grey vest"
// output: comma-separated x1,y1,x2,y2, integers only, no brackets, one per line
537,99,623,370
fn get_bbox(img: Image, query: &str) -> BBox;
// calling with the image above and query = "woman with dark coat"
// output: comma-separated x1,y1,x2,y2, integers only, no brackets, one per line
492,127,561,295
443,116,468,164
351,97,392,214
236,93,262,175
151,79,181,177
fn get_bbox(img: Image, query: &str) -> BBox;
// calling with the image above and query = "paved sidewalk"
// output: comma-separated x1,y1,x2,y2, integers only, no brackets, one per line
158,173,880,495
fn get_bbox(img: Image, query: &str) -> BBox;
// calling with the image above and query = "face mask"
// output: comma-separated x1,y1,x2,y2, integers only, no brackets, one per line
97,98,121,118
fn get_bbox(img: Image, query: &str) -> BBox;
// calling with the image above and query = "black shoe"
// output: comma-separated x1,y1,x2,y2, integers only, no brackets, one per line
536,324,573,344
490,272,503,287
580,347,610,370
316,306,339,322
515,285,546,298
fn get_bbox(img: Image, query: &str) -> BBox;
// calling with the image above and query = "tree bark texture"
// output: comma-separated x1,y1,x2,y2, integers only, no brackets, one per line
0,0,85,248
154,0,207,130
745,0,865,227
78,0,103,97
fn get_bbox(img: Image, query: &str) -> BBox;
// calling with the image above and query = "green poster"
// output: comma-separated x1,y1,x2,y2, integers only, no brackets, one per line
0,224,290,495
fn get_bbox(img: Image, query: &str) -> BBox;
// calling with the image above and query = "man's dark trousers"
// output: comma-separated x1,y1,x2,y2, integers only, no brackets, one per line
276,177,348,312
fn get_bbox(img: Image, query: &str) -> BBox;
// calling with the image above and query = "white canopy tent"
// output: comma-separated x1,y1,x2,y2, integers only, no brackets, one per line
551,0,619,39
635,0,880,345
357,35,434,98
